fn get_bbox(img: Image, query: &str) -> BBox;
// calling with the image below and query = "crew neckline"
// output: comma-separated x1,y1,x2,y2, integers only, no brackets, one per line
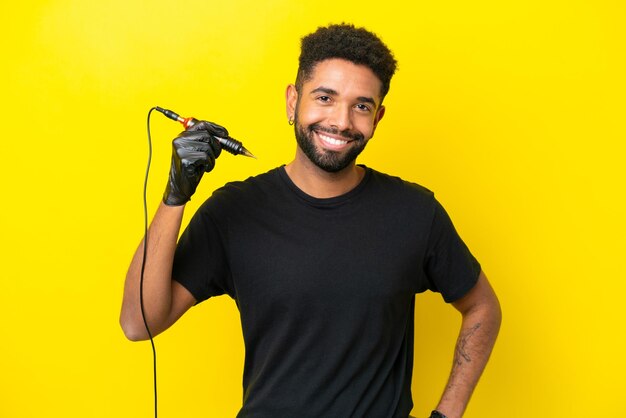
277,165,372,208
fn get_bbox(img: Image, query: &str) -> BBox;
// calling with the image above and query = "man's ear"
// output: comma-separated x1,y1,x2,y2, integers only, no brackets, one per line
372,105,386,132
286,84,298,121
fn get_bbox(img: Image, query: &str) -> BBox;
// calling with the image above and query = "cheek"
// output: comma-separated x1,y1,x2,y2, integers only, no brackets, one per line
298,105,328,124
355,117,377,137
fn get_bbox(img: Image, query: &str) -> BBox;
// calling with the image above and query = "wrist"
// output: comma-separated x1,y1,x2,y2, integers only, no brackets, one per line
163,183,190,206
163,194,189,206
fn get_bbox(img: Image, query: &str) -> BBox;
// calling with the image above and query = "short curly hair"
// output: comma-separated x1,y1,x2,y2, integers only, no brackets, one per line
296,23,397,100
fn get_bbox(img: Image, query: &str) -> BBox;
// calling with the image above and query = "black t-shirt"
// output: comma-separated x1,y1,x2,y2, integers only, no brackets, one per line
173,166,481,418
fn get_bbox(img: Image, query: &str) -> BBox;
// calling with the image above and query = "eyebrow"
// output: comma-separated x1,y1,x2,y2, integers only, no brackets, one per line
310,86,378,107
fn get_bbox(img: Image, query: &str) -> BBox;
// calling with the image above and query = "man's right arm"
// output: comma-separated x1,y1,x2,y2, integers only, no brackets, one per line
120,202,196,341
119,120,228,341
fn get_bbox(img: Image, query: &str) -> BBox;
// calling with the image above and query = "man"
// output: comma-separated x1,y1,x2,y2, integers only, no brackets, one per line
121,23,501,418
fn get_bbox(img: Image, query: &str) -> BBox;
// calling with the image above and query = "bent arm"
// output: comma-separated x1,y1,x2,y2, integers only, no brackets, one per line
120,202,197,341
435,270,502,418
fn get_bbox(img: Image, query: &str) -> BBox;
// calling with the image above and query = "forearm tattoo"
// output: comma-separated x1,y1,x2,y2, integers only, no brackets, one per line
454,322,482,365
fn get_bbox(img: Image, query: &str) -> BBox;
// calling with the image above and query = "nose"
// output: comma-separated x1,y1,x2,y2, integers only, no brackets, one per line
327,104,352,132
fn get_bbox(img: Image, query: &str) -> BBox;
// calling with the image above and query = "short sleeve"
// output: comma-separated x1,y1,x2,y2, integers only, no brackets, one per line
172,200,233,303
423,199,481,303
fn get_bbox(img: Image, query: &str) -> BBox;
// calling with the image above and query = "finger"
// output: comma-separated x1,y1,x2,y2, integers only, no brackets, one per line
204,155,216,172
207,136,222,159
174,136,212,153
176,135,221,159
180,150,210,173
178,129,214,143
189,120,229,138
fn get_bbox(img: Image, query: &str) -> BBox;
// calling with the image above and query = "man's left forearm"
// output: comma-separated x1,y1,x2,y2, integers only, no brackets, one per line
436,272,502,418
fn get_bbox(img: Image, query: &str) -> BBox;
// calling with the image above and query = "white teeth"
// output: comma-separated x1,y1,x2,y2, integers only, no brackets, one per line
318,133,348,146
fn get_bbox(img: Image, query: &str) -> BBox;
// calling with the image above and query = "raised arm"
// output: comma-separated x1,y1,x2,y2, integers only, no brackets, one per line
119,120,226,341
433,270,502,418
120,203,197,340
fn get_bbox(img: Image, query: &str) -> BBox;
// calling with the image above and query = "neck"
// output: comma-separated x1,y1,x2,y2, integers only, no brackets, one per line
285,149,365,199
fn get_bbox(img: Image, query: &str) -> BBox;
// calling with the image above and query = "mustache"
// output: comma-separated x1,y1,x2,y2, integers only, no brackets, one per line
308,123,364,142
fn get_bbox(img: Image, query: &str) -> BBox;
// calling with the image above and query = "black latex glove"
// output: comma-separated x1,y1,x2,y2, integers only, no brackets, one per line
163,120,226,206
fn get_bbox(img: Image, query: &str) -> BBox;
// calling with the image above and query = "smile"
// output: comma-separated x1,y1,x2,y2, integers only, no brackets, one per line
316,131,352,150
319,133,348,145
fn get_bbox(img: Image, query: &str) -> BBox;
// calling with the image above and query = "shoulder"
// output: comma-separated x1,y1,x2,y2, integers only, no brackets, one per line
355,167,442,229
197,167,284,215
365,167,436,206
218,167,282,197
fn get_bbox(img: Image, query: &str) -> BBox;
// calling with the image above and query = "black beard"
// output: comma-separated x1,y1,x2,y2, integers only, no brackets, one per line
294,120,367,173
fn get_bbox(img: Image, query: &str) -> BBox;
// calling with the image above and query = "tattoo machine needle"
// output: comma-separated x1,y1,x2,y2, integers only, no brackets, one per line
155,106,256,158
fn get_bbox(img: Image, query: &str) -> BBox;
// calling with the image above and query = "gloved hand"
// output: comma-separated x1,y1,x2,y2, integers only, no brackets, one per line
163,120,226,206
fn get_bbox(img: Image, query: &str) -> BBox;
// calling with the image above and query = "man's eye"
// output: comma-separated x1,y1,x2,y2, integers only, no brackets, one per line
356,104,371,112
317,96,331,102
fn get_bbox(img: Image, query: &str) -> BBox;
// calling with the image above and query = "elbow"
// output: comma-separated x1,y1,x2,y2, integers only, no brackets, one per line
479,292,502,332
122,329,146,342
119,316,149,342
483,295,503,342
495,297,503,325
461,290,503,336
490,291,503,329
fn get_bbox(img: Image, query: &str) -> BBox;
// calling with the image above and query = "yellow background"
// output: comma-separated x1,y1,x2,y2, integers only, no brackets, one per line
1,0,624,417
